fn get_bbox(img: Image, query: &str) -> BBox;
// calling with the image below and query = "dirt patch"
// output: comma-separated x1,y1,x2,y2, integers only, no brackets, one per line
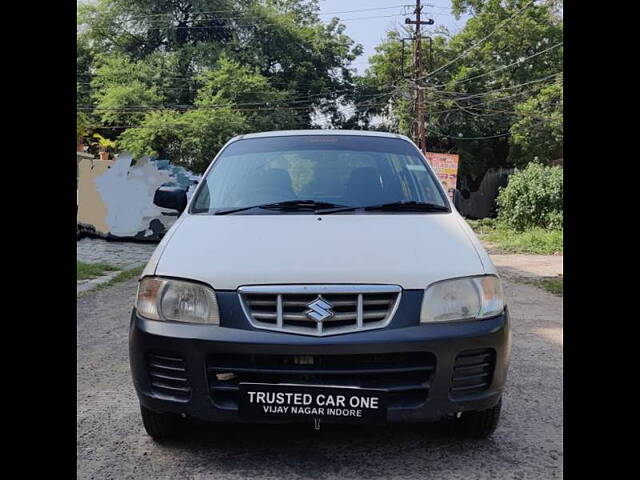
490,254,563,281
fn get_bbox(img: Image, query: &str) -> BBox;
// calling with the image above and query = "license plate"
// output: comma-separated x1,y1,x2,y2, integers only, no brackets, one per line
238,383,387,424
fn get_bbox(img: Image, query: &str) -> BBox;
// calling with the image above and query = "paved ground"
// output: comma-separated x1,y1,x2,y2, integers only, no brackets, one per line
490,254,562,281
77,238,158,269
77,271,562,479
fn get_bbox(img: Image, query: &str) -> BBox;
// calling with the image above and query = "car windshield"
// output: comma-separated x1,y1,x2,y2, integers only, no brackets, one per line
190,134,449,214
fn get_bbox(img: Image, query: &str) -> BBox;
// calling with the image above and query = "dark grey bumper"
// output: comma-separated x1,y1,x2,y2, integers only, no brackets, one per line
129,302,511,424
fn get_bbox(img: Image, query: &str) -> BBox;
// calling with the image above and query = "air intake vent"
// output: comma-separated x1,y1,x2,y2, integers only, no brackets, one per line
147,353,191,402
238,285,401,336
450,348,496,398
207,352,435,410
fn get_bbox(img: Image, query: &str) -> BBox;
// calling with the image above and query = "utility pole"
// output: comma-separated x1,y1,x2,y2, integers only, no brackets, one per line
405,0,433,155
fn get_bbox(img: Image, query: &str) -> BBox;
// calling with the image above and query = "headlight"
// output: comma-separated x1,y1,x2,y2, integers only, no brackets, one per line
136,277,220,324
420,275,504,323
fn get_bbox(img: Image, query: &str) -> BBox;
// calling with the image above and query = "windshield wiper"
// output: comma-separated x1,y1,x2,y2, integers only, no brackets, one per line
363,201,450,212
213,199,349,215
316,201,450,214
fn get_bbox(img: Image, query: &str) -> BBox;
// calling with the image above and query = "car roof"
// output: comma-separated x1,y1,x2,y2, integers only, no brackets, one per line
230,129,412,143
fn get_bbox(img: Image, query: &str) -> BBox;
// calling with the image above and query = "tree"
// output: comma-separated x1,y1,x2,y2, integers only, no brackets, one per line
349,0,562,188
118,107,247,172
117,55,299,172
77,0,364,154
77,112,91,145
509,78,563,164
193,54,299,133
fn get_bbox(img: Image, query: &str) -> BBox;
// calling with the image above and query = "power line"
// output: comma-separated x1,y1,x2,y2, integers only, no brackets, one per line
434,131,512,140
84,103,393,129
417,0,536,82
77,85,379,96
308,72,562,130
443,41,563,87
77,73,363,89
120,5,413,20
429,97,561,120
79,95,395,115
78,77,361,90
374,37,558,112
163,13,405,28
381,70,560,115
428,88,550,114
85,13,407,35
445,72,562,100
474,106,560,121
423,4,455,11
426,72,562,101
77,90,395,112
97,72,559,120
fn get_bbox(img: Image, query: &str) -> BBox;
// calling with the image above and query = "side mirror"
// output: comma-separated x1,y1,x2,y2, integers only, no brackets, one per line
153,186,187,213
453,189,463,210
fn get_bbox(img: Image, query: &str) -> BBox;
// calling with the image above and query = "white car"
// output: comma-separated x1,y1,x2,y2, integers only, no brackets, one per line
129,130,510,441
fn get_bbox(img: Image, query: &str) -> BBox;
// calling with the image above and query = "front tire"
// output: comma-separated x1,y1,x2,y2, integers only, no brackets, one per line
454,398,502,439
140,404,182,441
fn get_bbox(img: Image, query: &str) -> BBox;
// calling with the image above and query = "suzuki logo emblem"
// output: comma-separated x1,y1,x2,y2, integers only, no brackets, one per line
305,296,334,322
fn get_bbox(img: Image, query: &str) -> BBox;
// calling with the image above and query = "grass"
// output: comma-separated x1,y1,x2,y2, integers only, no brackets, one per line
517,276,563,296
537,277,563,296
77,265,144,298
91,266,144,293
77,261,119,280
466,218,563,255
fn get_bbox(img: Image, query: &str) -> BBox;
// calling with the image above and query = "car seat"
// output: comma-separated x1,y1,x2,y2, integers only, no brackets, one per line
346,167,384,206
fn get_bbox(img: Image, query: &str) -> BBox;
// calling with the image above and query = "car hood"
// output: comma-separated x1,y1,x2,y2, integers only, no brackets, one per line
153,213,488,290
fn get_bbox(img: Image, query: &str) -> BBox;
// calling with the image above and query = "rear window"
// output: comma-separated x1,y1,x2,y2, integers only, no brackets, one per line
191,135,449,213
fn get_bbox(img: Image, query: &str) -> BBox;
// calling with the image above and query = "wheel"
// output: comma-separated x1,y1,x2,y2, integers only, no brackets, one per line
140,404,182,441
454,398,502,439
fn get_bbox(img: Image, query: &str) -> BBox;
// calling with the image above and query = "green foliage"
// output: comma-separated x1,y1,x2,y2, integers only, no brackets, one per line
77,35,95,107
77,0,363,161
194,54,299,132
467,218,563,255
118,108,248,173
77,112,91,144
78,0,563,178
496,163,563,231
90,53,167,129
509,79,563,164
118,55,301,172
93,133,118,151
354,0,563,185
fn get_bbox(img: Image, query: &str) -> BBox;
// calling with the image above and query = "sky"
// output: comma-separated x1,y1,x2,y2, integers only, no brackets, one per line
316,0,470,73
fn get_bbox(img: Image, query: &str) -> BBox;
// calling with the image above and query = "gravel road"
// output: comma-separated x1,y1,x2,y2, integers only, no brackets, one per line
77,277,562,479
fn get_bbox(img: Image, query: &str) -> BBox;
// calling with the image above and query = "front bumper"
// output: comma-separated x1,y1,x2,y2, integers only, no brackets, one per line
129,307,511,424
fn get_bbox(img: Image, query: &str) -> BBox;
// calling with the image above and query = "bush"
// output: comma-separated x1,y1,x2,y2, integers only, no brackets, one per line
496,163,563,231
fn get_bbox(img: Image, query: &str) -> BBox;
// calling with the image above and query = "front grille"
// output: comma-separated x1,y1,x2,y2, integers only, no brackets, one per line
147,353,191,402
238,285,401,336
207,352,435,410
450,348,496,398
